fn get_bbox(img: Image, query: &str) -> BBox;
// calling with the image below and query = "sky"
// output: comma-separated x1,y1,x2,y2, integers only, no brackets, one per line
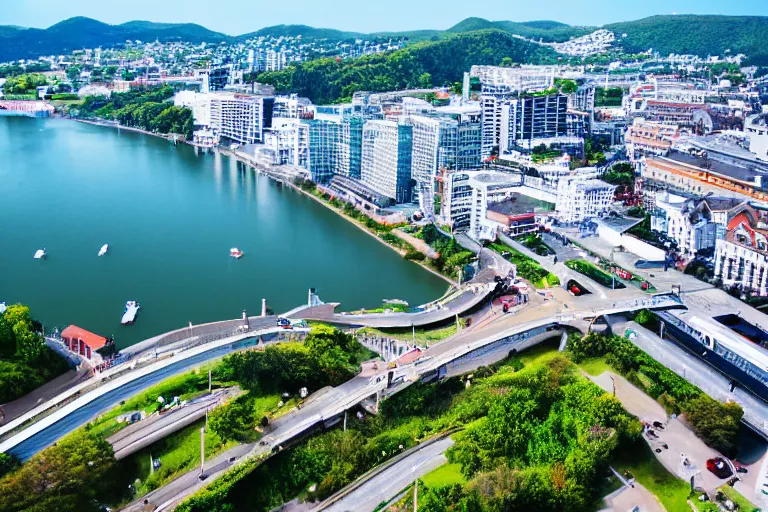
2,0,768,35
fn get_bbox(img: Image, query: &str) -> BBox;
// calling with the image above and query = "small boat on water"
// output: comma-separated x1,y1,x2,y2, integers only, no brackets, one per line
33,248,46,259
230,248,244,259
122,301,140,325
98,244,109,257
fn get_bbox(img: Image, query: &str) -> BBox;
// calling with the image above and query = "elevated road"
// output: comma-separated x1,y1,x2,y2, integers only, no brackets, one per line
0,327,282,460
107,388,237,460
123,295,683,511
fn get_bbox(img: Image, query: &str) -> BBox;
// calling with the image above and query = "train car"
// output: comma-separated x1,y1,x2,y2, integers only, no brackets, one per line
658,312,768,402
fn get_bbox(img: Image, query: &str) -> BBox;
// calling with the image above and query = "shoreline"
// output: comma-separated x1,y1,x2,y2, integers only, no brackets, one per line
75,118,185,143
70,117,456,290
220,148,458,289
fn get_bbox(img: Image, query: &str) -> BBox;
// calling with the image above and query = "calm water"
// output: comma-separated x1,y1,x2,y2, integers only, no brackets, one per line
0,117,447,349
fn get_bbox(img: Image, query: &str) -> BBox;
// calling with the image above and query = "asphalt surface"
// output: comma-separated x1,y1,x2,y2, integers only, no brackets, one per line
4,333,271,460
123,376,384,511
615,318,768,439
323,437,455,512
108,388,236,460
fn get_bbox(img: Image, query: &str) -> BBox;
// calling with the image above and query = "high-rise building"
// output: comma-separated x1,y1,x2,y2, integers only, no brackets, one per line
209,93,274,145
361,121,413,203
492,93,569,155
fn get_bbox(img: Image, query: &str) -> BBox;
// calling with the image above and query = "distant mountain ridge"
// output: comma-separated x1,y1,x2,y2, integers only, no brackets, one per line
2,14,768,65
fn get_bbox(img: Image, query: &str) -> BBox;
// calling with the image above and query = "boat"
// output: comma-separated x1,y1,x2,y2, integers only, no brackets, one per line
121,301,140,325
33,248,46,259
98,244,109,257
230,248,244,259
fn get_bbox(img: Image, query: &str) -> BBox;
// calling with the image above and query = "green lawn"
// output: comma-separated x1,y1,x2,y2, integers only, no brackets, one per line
578,357,612,376
115,418,237,502
612,441,692,512
86,361,227,439
421,463,466,488
718,484,759,511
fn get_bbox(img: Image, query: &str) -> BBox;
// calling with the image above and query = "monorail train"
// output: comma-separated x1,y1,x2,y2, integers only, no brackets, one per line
657,311,768,403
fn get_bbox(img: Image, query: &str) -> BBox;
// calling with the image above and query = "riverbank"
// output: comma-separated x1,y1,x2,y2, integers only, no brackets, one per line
222,147,458,289
75,118,185,143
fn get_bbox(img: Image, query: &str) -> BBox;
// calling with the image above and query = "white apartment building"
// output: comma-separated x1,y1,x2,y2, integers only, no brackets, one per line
651,193,749,257
745,113,768,161
715,209,768,295
361,120,413,203
264,118,309,167
209,93,272,145
441,170,522,240
469,65,582,94
174,91,211,126
555,177,616,223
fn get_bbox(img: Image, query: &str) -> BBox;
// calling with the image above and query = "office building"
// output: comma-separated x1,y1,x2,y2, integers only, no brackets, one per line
441,170,523,240
361,121,413,203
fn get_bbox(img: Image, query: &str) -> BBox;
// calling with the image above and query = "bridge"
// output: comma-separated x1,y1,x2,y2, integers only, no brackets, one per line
123,293,684,511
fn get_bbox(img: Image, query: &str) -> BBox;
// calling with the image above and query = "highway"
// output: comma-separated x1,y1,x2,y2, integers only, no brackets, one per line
322,437,455,512
0,329,281,460
108,388,237,460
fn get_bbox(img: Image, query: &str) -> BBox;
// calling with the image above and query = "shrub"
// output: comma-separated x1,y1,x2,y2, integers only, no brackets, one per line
405,250,426,261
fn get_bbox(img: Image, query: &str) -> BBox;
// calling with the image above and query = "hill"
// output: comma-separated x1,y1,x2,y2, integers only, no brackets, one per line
447,17,595,42
0,17,230,63
606,15,768,65
239,24,364,41
256,30,559,104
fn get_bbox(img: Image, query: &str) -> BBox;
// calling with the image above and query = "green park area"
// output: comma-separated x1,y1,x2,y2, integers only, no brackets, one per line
566,258,627,289
489,241,560,288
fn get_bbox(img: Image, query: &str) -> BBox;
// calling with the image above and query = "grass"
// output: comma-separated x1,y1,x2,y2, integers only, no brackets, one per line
488,242,560,289
718,484,759,511
578,357,612,376
565,258,626,289
612,441,692,512
421,463,467,488
114,419,238,502
112,392,284,506
86,361,228,439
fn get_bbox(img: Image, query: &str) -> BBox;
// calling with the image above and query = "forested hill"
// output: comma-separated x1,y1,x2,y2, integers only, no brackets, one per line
446,17,595,42
606,15,768,65
256,30,559,104
0,17,230,63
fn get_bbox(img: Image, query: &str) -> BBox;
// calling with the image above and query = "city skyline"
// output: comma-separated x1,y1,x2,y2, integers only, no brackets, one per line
2,0,768,35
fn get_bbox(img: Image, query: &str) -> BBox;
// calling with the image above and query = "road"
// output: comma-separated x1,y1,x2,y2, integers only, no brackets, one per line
613,318,768,439
107,388,237,460
322,437,455,512
1,329,282,460
123,376,385,512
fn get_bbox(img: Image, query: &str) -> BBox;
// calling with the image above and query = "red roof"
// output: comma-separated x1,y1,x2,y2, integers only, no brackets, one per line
61,325,108,350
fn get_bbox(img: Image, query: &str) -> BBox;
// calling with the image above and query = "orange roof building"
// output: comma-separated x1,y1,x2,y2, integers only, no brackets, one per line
61,325,108,361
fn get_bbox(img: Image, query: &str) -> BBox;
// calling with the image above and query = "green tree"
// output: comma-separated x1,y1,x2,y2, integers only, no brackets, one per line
0,431,115,512
208,396,255,443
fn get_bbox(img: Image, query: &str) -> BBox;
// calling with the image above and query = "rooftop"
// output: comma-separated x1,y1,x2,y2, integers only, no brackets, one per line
663,151,767,184
596,216,644,234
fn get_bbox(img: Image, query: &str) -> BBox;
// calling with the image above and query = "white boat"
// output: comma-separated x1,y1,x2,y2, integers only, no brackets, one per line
33,248,46,259
122,301,140,325
98,244,109,257
230,248,244,259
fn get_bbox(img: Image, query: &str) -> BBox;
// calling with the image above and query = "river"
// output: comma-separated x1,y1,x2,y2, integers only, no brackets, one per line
0,117,448,349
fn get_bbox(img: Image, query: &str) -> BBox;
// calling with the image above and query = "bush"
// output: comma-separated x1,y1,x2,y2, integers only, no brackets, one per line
405,250,426,261
682,396,743,457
